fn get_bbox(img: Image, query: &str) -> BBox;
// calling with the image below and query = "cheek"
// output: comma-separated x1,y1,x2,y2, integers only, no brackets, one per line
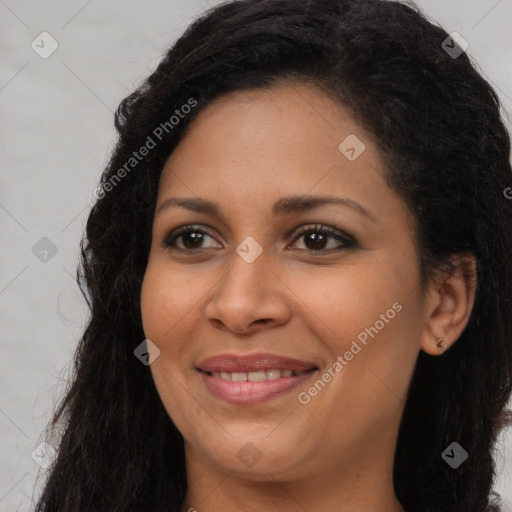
140,263,204,427
140,273,172,346
140,260,210,343
283,256,413,344
283,255,422,402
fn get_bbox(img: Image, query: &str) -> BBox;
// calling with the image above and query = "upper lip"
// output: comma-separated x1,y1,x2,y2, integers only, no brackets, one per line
197,353,317,373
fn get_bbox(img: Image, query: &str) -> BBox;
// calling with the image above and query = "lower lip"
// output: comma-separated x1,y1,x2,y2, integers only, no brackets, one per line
199,369,318,405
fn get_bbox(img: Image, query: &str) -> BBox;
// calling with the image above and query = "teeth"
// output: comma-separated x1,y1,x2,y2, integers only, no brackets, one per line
248,371,266,382
266,369,281,380
210,369,307,381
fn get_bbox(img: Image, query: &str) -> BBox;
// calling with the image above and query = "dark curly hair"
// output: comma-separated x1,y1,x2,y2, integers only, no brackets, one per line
34,0,512,510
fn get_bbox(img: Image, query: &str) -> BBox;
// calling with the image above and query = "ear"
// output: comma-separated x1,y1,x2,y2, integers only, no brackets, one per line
420,253,477,355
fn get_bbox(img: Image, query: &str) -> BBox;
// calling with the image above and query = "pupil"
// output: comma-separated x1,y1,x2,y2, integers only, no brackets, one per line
306,232,326,249
183,232,202,249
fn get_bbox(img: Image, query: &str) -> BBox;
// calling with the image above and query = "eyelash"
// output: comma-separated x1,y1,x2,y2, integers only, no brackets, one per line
161,223,357,254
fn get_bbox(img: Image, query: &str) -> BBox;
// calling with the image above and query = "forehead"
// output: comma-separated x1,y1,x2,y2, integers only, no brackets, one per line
156,83,412,235
160,84,381,189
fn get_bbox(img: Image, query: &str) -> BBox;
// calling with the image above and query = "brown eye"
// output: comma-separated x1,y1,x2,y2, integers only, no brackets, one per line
302,232,329,250
163,225,221,251
290,224,356,252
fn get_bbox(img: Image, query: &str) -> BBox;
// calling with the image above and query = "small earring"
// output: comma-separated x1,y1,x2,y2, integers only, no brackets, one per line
435,337,445,351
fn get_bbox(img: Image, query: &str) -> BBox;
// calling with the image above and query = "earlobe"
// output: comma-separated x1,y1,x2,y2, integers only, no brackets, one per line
435,336,445,352
420,253,477,356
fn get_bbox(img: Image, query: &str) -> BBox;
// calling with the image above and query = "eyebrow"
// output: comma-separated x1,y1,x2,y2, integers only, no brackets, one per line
155,195,376,222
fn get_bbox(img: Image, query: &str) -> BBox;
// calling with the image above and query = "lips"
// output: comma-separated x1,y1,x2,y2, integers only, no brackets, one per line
197,353,319,405
197,353,317,373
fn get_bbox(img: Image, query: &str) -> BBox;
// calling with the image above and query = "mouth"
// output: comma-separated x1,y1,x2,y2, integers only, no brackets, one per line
196,353,318,405
196,353,319,405
197,352,317,373
198,368,318,404
200,368,313,380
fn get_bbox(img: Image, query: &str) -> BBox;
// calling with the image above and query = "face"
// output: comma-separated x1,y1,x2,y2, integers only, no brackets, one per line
141,83,430,482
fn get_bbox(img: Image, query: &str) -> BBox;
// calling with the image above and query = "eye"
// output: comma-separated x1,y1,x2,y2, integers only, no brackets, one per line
289,224,356,252
162,223,357,254
162,225,222,251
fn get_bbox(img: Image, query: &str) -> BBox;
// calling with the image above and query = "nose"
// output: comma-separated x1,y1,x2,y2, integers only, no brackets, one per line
205,246,292,334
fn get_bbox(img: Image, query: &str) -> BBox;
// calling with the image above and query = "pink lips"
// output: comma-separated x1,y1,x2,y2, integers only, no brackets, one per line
197,353,318,405
197,353,316,373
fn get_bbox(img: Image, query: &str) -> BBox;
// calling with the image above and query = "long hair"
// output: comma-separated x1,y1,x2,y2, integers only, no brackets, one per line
35,1,512,510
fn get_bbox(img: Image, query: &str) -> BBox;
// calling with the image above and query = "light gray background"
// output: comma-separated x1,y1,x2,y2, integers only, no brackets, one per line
1,0,511,510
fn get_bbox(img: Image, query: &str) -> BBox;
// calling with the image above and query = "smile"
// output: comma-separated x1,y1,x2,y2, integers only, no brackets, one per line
199,369,318,404
208,369,309,381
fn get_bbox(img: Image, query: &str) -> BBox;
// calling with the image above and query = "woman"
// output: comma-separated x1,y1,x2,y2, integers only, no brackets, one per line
35,0,512,510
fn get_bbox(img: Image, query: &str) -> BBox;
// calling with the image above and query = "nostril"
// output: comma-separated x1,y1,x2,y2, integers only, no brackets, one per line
251,318,271,325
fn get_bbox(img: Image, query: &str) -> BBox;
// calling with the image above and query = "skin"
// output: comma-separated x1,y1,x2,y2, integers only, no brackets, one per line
140,82,476,512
